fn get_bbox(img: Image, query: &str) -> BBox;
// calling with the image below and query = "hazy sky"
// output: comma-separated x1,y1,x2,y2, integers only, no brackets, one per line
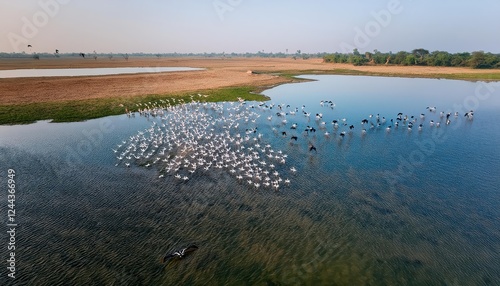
1,0,499,54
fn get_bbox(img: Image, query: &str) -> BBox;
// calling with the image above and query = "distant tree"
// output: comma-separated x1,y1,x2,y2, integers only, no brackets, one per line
404,54,417,66
484,52,500,68
353,56,367,66
331,53,349,63
349,52,367,66
365,52,373,64
412,48,429,65
372,50,385,64
469,51,500,68
429,51,452,66
385,55,391,65
451,52,470,67
468,51,487,68
323,54,334,63
392,51,409,65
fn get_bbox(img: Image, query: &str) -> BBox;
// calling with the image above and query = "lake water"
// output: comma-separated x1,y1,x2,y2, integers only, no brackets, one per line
0,75,499,285
0,67,203,78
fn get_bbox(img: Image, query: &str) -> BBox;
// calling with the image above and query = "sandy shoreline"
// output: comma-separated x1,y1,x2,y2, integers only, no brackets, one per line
1,57,499,105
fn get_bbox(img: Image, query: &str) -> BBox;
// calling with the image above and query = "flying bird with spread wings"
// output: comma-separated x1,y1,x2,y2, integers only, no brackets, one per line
161,245,198,263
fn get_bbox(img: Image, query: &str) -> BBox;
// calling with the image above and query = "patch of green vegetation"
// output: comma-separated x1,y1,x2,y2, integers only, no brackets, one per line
428,73,500,80
0,86,269,125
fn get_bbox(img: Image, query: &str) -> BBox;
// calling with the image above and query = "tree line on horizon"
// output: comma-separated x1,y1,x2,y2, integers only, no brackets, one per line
2,48,499,69
0,50,321,60
323,49,500,69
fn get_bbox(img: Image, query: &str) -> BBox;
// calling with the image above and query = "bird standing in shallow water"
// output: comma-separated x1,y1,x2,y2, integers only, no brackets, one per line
464,110,474,120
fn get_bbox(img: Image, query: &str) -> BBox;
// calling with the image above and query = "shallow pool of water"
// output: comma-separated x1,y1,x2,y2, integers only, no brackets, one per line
0,67,203,78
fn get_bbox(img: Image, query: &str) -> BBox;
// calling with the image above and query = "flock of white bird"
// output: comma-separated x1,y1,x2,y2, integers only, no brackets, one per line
114,98,297,190
114,96,474,190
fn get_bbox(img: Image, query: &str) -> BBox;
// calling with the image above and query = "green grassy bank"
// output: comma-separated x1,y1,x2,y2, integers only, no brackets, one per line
0,86,270,125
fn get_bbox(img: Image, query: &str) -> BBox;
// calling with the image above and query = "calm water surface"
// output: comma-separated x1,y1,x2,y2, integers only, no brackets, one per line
0,75,499,285
0,67,203,78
